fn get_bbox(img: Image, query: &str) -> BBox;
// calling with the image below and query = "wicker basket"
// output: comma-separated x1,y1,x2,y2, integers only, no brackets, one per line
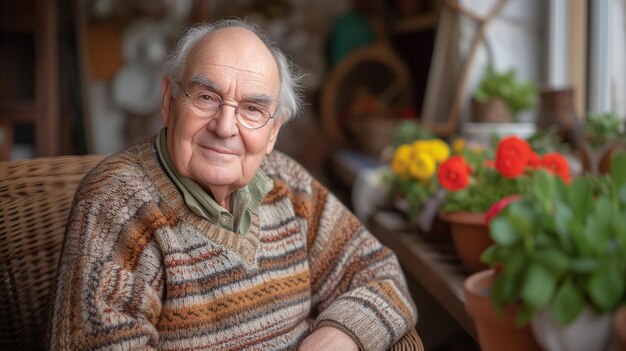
0,154,104,350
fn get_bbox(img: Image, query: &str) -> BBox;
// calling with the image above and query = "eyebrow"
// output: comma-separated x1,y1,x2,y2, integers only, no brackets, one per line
189,75,274,108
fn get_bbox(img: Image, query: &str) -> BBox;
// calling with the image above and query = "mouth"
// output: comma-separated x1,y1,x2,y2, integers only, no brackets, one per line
199,144,238,156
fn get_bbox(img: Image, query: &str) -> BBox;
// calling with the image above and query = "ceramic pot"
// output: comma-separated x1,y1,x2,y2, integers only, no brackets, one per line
531,306,612,351
440,211,492,274
536,87,581,146
464,269,541,351
579,138,626,175
616,306,626,351
471,97,513,123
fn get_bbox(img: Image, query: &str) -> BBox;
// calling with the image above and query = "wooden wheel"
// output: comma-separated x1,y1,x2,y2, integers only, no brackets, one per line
320,43,413,148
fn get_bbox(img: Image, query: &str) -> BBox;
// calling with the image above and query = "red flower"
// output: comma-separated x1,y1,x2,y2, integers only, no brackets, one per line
527,151,541,169
540,153,571,183
485,195,520,225
438,155,472,191
495,136,531,178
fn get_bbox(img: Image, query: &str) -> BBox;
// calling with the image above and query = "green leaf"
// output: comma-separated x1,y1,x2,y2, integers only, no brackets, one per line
552,280,584,325
490,217,518,246
619,184,626,206
532,249,570,278
553,200,574,253
571,220,593,256
501,248,526,277
480,245,496,265
506,202,535,240
588,269,625,311
611,152,626,191
564,177,592,219
532,171,556,210
522,264,556,310
569,258,598,273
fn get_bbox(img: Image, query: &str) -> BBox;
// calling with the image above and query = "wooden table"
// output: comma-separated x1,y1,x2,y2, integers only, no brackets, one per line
368,211,477,340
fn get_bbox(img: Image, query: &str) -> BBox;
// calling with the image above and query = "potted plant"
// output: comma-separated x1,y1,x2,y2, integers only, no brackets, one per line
386,134,454,235
479,152,626,350
616,305,626,351
579,111,626,175
437,134,571,274
472,64,538,123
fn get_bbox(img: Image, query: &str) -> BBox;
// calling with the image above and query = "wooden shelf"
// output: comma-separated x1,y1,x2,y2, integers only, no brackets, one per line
368,211,477,340
0,101,37,123
0,0,59,160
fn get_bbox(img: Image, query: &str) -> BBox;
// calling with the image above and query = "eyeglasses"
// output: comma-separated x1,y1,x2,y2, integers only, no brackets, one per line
177,82,275,130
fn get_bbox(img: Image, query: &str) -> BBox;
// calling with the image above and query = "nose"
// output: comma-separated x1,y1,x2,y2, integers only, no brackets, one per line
207,101,239,137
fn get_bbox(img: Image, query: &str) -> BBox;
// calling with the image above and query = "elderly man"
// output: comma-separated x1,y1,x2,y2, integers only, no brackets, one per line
49,19,418,350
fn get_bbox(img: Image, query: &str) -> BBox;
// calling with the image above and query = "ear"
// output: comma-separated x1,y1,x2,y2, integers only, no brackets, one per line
161,77,174,127
265,119,283,155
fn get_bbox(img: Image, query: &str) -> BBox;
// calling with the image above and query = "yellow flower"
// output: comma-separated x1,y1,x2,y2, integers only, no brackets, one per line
408,150,436,181
452,137,466,154
391,144,413,176
412,139,450,163
411,140,429,152
425,139,450,163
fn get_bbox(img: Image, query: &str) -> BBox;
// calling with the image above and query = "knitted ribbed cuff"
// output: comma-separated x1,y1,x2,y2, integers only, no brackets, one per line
315,299,397,351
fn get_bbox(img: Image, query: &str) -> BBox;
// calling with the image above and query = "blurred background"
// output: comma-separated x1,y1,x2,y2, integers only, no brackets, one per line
1,0,624,174
1,0,625,349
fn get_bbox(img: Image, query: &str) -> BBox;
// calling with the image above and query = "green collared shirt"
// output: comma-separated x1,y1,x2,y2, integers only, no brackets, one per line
155,128,273,235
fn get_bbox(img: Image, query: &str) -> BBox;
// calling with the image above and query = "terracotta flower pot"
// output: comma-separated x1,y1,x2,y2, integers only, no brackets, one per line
616,306,626,351
464,269,542,351
440,211,492,274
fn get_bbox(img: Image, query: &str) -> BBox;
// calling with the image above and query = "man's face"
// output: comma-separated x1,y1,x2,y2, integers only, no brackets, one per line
161,27,282,199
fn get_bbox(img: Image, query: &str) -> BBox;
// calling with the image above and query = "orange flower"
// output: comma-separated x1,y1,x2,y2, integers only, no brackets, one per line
540,153,571,183
438,155,472,191
527,151,541,169
495,136,531,178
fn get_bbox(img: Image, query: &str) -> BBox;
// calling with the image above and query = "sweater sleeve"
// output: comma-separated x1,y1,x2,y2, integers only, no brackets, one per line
49,168,167,351
306,180,418,351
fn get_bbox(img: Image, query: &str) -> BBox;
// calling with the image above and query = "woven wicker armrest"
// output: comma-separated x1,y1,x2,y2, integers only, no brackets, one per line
389,328,424,351
0,154,105,350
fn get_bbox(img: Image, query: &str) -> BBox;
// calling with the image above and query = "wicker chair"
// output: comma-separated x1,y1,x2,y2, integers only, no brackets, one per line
0,154,423,351
0,155,105,351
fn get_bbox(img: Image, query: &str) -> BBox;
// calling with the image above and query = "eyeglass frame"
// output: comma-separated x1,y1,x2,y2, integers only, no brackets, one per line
176,81,276,130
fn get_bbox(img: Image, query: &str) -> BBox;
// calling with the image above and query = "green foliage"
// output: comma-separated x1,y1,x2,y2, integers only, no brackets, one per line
391,120,434,148
474,65,538,117
386,172,437,221
481,153,626,326
584,112,625,149
526,127,570,154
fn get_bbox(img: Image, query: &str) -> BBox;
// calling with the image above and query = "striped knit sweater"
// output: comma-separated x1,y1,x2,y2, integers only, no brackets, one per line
49,141,417,351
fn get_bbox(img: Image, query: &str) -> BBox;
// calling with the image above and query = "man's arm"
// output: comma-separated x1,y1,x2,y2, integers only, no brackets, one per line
49,174,165,350
303,180,418,351
49,255,163,350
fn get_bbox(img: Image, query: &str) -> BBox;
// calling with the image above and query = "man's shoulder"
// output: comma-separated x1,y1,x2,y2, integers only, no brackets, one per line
262,150,308,178
80,142,155,193
261,150,315,190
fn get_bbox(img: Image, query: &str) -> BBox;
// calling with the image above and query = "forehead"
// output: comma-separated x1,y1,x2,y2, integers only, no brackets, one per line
184,27,279,91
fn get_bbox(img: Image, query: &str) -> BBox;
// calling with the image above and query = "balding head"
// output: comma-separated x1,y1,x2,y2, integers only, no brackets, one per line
164,19,303,123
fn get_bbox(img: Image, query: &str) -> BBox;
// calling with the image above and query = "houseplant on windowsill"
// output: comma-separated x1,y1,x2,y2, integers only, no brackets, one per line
479,152,626,351
579,111,626,175
472,64,538,123
437,135,571,274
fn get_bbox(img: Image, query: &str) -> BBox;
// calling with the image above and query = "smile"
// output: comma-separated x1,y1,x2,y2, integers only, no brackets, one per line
199,145,238,157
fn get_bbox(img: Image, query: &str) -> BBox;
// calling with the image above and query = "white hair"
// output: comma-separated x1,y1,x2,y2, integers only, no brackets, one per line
164,18,304,123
